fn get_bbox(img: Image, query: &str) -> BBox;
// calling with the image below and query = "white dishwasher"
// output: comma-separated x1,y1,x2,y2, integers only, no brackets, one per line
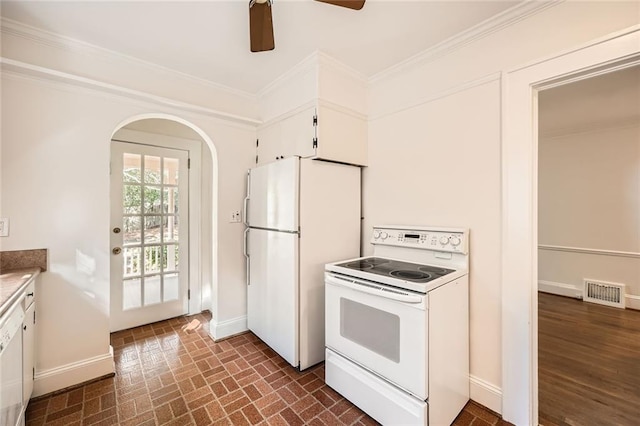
0,302,25,426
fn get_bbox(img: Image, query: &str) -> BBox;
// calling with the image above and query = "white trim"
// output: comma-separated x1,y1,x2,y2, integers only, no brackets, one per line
369,1,560,84
538,280,582,299
626,295,640,311
538,245,640,259
258,51,320,99
470,375,502,415
317,50,369,83
0,17,255,100
0,58,261,126
209,315,248,341
503,28,640,425
369,72,501,121
33,347,115,397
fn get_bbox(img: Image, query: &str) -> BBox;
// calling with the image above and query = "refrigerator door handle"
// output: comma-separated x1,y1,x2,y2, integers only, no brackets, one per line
243,196,249,226
243,228,250,285
243,172,250,226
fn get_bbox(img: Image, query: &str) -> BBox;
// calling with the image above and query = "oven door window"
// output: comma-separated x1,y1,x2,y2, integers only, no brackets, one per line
340,298,400,362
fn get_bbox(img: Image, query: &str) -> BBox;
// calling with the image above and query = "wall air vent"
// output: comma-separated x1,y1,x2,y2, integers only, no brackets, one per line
583,279,625,309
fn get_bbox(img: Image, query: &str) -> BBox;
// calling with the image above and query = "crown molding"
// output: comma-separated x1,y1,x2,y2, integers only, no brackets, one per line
257,50,321,99
369,0,562,84
1,58,261,126
316,50,368,84
0,17,257,101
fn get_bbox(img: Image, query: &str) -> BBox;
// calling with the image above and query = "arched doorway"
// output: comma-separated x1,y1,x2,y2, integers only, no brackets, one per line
109,114,217,331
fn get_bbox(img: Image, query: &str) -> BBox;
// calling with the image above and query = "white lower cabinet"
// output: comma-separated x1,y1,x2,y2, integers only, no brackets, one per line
23,300,35,405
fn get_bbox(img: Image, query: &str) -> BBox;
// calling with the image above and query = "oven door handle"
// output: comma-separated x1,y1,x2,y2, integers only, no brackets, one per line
326,274,423,304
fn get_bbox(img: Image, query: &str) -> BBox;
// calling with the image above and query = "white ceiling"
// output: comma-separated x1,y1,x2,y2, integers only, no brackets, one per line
539,65,640,136
0,0,519,94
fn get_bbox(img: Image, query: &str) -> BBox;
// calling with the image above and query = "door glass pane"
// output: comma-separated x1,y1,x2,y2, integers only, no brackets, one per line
123,216,141,244
144,216,162,243
144,186,161,213
340,298,400,362
144,156,161,184
164,245,179,272
123,185,141,214
163,188,179,214
163,216,179,242
123,247,141,277
144,275,161,305
123,278,141,310
163,157,179,185
164,273,179,302
123,153,141,183
144,246,163,274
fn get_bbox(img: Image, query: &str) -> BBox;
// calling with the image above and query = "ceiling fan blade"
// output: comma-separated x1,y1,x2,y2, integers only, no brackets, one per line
249,0,275,52
315,0,365,10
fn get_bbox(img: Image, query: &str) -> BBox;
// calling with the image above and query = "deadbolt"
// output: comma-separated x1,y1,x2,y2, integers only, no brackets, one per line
113,227,121,234
112,247,122,255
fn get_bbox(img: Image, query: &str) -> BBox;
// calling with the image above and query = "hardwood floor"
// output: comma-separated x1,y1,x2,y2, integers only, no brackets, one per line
538,292,640,426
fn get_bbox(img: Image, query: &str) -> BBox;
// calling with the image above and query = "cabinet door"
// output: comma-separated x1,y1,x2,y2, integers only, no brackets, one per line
281,106,316,159
257,121,283,166
316,104,367,166
23,301,35,404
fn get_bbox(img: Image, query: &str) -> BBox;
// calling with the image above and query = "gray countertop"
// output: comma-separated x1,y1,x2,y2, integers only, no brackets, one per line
0,267,40,318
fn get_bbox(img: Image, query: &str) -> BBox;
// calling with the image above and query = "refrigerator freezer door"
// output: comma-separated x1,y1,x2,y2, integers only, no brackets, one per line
248,157,299,232
247,228,299,367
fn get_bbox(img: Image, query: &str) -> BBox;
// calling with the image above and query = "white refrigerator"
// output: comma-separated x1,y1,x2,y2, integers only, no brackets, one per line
243,156,360,370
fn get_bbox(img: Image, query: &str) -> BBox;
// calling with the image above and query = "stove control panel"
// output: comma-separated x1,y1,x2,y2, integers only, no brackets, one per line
371,226,468,254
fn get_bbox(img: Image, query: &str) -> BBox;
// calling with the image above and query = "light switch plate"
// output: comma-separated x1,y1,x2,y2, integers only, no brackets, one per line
230,211,242,223
0,218,9,237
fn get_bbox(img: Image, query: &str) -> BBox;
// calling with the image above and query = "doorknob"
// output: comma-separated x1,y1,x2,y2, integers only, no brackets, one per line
112,247,122,255
113,227,121,234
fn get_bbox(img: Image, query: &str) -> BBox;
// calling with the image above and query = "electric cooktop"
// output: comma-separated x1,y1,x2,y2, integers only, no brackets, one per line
334,256,455,284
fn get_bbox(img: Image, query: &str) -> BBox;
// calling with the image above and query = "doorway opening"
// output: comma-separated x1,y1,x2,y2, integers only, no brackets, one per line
502,29,640,425
537,65,640,425
109,116,216,332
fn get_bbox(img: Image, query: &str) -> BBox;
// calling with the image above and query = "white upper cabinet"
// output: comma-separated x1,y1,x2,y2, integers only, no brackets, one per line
257,52,368,167
256,103,367,166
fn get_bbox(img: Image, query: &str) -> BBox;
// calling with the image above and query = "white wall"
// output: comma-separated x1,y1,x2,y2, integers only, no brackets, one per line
538,123,640,296
366,0,640,413
0,72,255,394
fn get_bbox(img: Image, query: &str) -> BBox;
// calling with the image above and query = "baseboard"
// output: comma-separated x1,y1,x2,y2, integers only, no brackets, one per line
470,375,502,415
539,280,640,310
209,315,247,341
626,295,640,311
538,280,582,299
33,346,115,397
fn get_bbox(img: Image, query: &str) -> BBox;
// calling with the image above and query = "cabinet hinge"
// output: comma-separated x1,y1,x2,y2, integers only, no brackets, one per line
313,138,318,149
188,158,191,169
256,155,258,164
256,139,259,147
313,115,318,126
33,367,35,380
33,310,36,324
188,289,191,300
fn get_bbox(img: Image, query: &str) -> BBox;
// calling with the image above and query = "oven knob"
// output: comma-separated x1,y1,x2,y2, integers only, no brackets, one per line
381,232,388,240
450,236,461,246
439,236,449,245
373,230,381,239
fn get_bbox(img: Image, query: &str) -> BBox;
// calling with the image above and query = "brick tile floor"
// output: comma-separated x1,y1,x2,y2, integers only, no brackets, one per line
26,312,508,425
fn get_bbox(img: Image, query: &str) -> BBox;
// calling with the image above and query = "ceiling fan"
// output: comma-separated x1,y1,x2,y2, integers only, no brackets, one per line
249,0,365,53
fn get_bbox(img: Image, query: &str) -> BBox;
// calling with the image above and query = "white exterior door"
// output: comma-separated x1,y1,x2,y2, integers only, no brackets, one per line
110,141,189,331
247,228,299,367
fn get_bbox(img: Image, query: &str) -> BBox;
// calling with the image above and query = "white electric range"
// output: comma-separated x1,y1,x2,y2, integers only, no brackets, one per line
324,225,470,425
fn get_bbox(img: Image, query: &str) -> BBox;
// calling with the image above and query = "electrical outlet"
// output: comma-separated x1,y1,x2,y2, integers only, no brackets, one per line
230,211,242,223
0,218,9,237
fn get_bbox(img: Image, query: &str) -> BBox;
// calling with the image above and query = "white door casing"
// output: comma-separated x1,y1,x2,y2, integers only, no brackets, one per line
502,27,640,425
110,141,189,331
